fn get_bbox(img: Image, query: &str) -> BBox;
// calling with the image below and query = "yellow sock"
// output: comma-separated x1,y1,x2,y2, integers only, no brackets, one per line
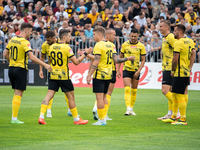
171,93,178,119
65,95,69,108
97,108,105,120
12,95,22,117
177,94,186,120
70,107,78,118
104,104,109,117
47,98,53,109
106,95,111,108
165,92,173,111
124,86,131,108
130,89,137,108
40,104,48,116
184,94,188,106
94,100,97,107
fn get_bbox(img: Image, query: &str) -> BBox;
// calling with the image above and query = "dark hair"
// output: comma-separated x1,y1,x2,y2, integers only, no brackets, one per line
159,16,165,20
37,12,42,16
139,12,143,16
146,2,151,6
178,12,185,18
167,11,171,15
176,24,186,33
33,31,37,35
93,26,106,36
134,1,139,5
160,20,170,27
131,28,139,34
45,30,55,38
20,23,33,31
59,29,70,40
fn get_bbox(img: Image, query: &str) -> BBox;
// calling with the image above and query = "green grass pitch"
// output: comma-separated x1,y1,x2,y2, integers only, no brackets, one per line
0,86,200,150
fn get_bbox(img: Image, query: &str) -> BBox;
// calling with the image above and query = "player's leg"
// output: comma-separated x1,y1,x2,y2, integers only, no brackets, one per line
129,77,139,115
46,98,53,118
123,77,132,115
62,80,88,125
65,94,72,116
38,90,55,124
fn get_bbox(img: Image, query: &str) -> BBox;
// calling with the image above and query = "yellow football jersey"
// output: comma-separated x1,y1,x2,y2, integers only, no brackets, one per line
41,38,59,55
109,42,117,71
93,40,117,80
174,37,195,77
121,41,146,72
162,33,177,71
6,36,32,70
49,43,74,80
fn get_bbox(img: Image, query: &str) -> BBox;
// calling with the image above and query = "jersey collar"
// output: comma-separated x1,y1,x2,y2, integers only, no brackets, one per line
129,40,138,45
163,33,171,38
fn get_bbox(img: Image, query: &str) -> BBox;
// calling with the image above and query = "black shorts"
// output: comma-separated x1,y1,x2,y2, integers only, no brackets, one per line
48,79,74,92
9,67,27,91
93,79,111,93
123,70,140,80
110,71,116,83
172,77,189,94
162,71,173,86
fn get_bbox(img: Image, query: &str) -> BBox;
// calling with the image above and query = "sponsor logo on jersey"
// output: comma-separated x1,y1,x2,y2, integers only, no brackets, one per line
131,46,137,48
69,49,73,54
28,44,31,49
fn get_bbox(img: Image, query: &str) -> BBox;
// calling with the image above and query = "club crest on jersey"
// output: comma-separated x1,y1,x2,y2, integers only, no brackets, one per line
113,47,116,52
69,49,73,54
28,44,31,49
131,46,137,48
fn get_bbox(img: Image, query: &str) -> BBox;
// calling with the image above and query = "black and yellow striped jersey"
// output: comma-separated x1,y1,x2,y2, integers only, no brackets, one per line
6,36,32,70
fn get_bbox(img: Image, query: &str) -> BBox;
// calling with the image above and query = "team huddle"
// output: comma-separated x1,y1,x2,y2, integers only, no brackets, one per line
4,21,195,126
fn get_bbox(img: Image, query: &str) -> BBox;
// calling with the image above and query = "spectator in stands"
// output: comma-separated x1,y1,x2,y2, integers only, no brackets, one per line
85,0,93,12
176,12,185,25
189,12,197,26
144,23,157,37
58,20,68,36
130,18,138,29
0,3,4,16
135,23,144,37
43,4,50,16
27,5,33,16
88,8,99,26
166,12,175,31
134,12,147,28
14,23,19,33
110,0,123,15
106,0,114,9
76,0,88,13
0,30,5,61
143,38,151,62
80,12,92,25
7,3,16,20
55,4,69,21
154,0,163,10
53,1,60,14
89,2,99,14
157,3,165,18
146,17,151,28
18,3,26,17
104,16,115,29
119,0,132,13
151,31,161,62
141,0,149,8
183,1,192,14
72,15,84,36
180,18,189,26
34,13,46,29
122,22,131,41
146,2,157,21
185,7,197,23
1,11,11,23
23,12,29,23
99,0,106,15
122,10,133,23
141,6,149,18
193,17,200,33
37,21,46,33
32,4,43,20
102,8,110,22
113,9,123,21
85,24,93,39
1,21,8,41
65,2,74,18
186,24,193,33
171,7,181,20
130,1,141,18
114,21,123,52
195,2,200,16
12,13,24,25
8,25,15,40
4,0,17,13
30,31,43,58
46,9,57,31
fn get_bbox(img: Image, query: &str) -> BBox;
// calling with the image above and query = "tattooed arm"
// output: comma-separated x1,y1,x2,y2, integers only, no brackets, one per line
113,53,135,64
171,52,179,77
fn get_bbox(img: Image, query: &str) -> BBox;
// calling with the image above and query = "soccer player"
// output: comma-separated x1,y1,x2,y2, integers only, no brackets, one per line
4,23,52,124
86,26,135,125
39,31,72,118
157,20,178,120
91,28,119,120
38,29,92,125
117,28,146,116
162,24,196,125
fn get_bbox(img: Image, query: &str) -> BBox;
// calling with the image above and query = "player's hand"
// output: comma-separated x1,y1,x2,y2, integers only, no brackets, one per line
128,56,135,61
39,70,44,79
45,64,52,72
171,73,174,78
85,47,93,54
133,71,140,79
117,71,121,79
86,75,91,85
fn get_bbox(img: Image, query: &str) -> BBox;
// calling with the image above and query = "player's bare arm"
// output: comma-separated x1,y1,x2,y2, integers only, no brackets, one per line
113,53,135,64
39,53,46,79
69,47,93,65
86,55,101,84
171,52,180,77
134,55,145,79
116,52,124,78
190,49,196,72
4,49,10,62
27,51,52,72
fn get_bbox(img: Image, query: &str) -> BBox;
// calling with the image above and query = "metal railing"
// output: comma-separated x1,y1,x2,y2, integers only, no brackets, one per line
1,35,200,63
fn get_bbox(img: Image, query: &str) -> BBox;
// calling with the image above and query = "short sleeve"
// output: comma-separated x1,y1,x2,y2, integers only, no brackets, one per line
121,43,125,54
6,41,10,50
23,40,32,53
141,45,146,55
111,43,117,54
168,34,176,48
66,45,74,58
93,42,101,55
41,42,46,55
174,41,181,53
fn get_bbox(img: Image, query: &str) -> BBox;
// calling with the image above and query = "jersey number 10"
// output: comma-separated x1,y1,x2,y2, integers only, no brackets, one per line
10,46,18,61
